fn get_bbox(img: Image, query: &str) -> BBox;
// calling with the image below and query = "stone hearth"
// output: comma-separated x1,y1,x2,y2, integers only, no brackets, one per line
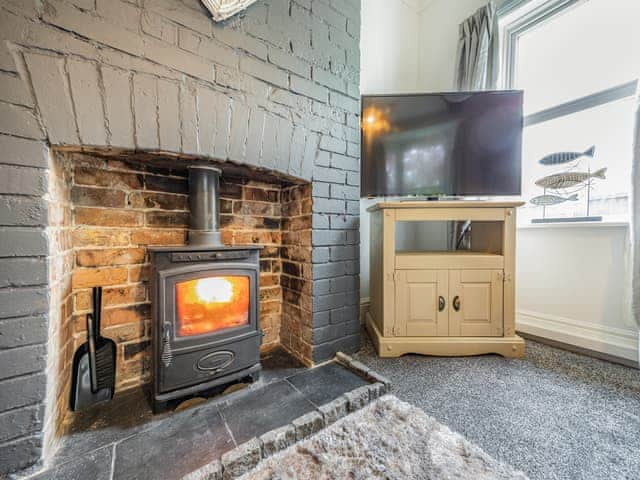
26,350,387,480
0,0,361,475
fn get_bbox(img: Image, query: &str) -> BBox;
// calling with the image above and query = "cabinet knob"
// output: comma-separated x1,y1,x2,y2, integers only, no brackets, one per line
438,296,446,312
453,296,461,312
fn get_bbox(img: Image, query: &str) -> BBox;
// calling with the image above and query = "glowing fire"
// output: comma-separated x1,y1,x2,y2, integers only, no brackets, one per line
195,278,233,303
175,276,250,337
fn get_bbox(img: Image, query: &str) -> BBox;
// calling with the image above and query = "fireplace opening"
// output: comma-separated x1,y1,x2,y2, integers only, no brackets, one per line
47,148,313,437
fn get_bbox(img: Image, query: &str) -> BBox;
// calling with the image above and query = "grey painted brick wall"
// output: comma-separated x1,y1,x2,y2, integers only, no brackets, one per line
0,0,360,474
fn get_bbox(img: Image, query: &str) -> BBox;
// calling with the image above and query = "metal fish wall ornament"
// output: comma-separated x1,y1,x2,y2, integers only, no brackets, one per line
538,146,595,165
530,193,579,206
535,168,607,190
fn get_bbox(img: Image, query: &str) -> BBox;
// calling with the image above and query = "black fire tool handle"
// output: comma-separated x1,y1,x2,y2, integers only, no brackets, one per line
93,286,103,332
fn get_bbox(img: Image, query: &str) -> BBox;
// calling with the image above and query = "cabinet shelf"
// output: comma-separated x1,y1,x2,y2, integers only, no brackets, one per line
395,251,504,270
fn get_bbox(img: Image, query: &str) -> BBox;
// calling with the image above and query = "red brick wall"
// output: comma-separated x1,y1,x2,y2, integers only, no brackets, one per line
67,153,187,395
51,152,312,432
281,184,313,364
47,154,74,445
217,176,283,350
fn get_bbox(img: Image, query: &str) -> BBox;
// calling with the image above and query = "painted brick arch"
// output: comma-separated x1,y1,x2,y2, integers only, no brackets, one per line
0,0,361,474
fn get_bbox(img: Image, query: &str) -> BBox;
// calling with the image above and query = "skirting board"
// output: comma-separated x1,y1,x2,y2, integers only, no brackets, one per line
516,309,639,366
518,332,639,369
360,298,370,325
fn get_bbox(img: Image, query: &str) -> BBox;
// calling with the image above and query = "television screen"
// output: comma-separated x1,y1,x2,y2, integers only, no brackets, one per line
361,91,523,197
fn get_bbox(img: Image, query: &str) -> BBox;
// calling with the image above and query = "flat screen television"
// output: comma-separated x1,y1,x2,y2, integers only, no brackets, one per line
360,90,523,198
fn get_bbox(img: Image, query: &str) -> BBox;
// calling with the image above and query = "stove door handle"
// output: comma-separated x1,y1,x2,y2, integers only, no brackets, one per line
161,323,173,367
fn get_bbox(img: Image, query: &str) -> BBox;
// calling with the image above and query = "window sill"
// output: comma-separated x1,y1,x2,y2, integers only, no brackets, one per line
518,219,629,230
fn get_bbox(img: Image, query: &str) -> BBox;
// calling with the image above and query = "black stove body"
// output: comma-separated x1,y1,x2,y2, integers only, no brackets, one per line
150,166,261,411
150,246,262,410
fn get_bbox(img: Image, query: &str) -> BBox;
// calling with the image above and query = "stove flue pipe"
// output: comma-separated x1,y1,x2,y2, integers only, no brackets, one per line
188,165,222,246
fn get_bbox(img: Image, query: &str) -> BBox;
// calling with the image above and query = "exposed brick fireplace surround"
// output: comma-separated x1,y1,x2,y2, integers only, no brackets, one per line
0,0,361,474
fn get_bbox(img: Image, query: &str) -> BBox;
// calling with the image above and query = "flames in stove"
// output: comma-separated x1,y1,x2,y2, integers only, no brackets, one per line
175,276,250,337
195,278,233,303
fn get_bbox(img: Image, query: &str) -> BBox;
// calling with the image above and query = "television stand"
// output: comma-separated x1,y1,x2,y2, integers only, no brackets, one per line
365,200,525,359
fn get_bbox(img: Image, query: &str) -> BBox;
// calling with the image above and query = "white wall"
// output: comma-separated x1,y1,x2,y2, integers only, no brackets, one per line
359,0,638,363
359,0,497,301
360,0,421,95
359,0,423,302
360,0,490,301
516,225,636,361
417,0,491,91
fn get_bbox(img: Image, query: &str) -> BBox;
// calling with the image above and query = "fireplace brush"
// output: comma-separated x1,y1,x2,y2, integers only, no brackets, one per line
92,286,116,394
69,308,113,410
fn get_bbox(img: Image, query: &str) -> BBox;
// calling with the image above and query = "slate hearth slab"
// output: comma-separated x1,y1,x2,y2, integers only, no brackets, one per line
23,357,379,480
113,405,233,480
219,380,315,445
51,388,162,467
259,347,306,384
50,348,301,469
286,361,370,407
30,445,113,480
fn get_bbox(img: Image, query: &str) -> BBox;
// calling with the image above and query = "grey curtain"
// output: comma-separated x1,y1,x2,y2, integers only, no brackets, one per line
632,84,640,330
454,2,499,91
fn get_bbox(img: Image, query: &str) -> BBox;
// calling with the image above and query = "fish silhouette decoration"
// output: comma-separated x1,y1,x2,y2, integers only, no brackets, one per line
530,193,579,206
538,146,595,165
535,168,607,190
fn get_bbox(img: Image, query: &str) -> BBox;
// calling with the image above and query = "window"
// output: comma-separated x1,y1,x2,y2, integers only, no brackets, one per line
500,0,640,224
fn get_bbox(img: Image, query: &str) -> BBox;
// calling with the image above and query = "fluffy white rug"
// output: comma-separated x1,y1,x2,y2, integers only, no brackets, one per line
241,395,528,480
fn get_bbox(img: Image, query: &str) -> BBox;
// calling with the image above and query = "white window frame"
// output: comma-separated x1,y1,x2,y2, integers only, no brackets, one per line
499,0,638,127
498,0,637,225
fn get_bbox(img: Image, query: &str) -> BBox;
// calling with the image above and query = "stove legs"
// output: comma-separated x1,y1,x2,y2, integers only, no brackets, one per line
152,363,262,414
152,398,172,414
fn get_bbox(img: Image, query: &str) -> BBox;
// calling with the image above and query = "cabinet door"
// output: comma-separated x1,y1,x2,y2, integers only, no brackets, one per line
395,270,449,337
449,270,503,337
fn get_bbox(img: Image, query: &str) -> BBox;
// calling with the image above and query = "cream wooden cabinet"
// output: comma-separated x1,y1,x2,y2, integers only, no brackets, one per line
395,270,449,337
395,269,503,338
366,201,525,358
450,269,504,337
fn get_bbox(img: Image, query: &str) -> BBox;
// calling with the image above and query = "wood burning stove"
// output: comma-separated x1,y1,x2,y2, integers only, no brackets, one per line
150,166,262,411
150,246,261,410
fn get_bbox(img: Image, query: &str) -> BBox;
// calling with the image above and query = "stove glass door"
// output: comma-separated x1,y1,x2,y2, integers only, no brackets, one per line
175,275,250,337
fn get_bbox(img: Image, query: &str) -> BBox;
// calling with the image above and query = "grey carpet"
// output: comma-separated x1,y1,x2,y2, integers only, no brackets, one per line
240,395,527,480
353,333,640,480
